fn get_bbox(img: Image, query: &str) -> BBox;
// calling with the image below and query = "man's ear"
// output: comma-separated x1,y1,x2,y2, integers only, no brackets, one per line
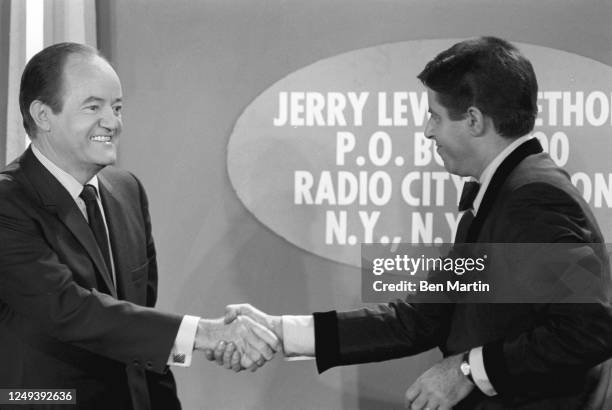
29,100,52,132
465,106,485,136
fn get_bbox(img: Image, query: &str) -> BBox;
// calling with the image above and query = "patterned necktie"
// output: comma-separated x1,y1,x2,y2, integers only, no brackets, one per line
80,184,113,283
455,181,481,243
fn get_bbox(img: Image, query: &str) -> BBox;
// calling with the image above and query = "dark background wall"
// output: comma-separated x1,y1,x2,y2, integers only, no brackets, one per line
96,1,612,408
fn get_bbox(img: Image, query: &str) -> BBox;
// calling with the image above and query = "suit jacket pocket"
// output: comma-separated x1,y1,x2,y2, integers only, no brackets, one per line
127,261,150,305
130,261,149,283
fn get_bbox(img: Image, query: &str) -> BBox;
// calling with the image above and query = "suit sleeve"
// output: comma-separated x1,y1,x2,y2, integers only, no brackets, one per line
0,182,182,374
481,183,612,396
314,301,453,372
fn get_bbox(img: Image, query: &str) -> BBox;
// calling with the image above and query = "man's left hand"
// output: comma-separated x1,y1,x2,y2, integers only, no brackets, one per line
404,353,474,410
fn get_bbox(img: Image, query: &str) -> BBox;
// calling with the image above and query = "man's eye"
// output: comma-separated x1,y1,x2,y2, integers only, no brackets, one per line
85,105,99,112
113,105,122,115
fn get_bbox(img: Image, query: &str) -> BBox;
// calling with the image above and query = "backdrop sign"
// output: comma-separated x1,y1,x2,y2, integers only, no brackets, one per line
227,39,612,267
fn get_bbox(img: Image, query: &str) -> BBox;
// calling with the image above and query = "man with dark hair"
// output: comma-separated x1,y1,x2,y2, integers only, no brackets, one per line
0,43,280,409
417,37,538,139
18,43,97,136
214,37,612,409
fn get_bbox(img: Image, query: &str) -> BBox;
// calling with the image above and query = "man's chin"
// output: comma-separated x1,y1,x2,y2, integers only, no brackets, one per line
441,163,454,174
94,155,117,168
94,148,118,165
441,161,469,177
99,159,117,167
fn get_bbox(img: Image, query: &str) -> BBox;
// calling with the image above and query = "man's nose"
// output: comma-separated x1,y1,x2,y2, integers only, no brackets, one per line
424,118,435,139
99,107,121,131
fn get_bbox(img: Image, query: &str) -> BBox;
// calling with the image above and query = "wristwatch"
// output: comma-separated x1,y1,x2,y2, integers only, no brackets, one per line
460,351,475,384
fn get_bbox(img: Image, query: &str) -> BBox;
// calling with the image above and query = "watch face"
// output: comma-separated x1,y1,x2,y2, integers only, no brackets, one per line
460,362,471,376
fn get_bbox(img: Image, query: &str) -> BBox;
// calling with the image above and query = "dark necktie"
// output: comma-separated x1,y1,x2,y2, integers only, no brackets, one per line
455,181,481,243
80,184,113,282
458,181,481,212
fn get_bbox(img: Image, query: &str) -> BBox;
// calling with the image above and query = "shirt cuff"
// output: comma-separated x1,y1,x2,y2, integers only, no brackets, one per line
469,346,498,396
281,315,315,358
167,315,200,367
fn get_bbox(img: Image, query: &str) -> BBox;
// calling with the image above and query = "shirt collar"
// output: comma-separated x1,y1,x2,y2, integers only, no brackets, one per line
472,134,533,214
31,144,100,201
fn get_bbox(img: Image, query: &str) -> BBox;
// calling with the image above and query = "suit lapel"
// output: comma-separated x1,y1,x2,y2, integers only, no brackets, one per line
465,138,544,242
98,174,133,301
19,148,117,297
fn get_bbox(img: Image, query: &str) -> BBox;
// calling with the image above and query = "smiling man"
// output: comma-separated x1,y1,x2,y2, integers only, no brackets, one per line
30,52,124,181
0,43,280,410
214,37,612,409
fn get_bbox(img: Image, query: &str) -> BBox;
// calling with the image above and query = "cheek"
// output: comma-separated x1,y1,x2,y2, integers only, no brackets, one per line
67,118,93,137
443,137,463,158
436,125,452,143
61,125,86,147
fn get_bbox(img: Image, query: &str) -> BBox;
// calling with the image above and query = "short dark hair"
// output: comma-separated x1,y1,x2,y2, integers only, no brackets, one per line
19,42,102,136
417,36,538,138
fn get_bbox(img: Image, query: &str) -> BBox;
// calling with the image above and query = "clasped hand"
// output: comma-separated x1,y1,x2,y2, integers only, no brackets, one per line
202,304,282,372
195,308,281,371
200,304,475,409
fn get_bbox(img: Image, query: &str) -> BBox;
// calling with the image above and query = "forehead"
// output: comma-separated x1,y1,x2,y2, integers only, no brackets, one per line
426,88,444,112
61,54,122,100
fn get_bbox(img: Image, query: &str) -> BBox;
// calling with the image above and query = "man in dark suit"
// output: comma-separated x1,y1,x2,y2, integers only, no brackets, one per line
214,37,612,409
0,43,279,409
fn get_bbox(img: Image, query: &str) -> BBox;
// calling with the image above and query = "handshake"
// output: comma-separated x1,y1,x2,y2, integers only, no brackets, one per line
194,304,287,372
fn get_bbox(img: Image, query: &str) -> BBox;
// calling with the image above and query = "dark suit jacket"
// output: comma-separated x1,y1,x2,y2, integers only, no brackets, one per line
0,147,183,410
313,139,612,409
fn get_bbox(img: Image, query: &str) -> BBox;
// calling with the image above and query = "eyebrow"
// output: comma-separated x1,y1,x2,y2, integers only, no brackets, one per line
81,96,123,105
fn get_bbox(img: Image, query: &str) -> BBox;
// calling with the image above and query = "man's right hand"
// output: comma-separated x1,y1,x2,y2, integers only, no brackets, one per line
224,304,283,340
195,314,280,371
203,304,283,372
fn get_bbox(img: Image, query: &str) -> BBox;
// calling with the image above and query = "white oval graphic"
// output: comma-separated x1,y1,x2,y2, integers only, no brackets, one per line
228,39,612,267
